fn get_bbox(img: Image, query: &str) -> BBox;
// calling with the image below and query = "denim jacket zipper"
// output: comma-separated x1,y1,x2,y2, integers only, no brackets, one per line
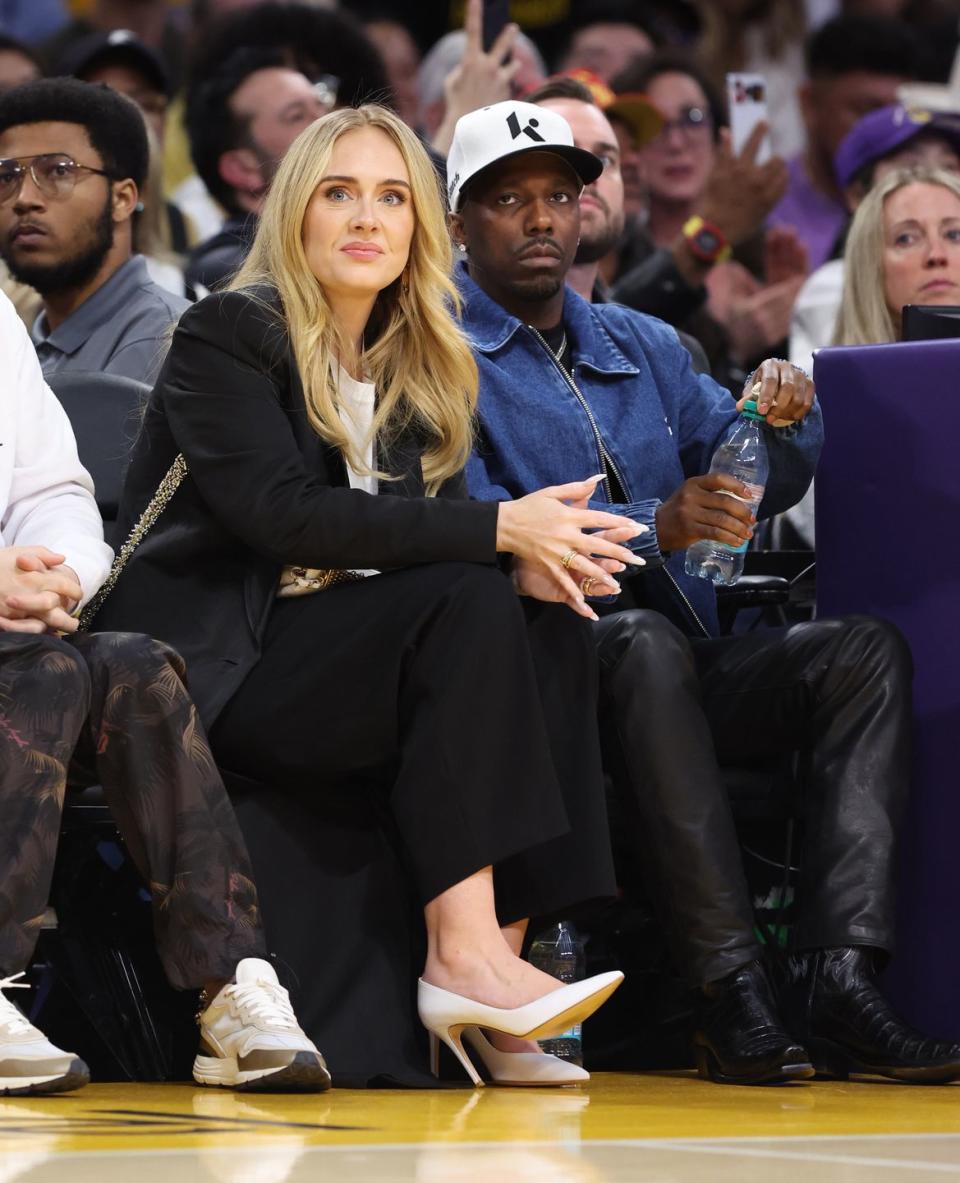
528,326,711,640
527,326,630,503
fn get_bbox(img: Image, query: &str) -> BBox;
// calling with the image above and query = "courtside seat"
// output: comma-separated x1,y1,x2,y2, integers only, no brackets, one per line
47,371,151,541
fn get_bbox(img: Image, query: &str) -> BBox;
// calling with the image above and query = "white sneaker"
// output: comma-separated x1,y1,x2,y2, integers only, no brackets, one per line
193,958,331,1092
0,973,89,1095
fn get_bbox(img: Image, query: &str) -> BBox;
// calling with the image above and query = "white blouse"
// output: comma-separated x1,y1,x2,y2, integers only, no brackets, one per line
337,364,377,497
276,365,380,597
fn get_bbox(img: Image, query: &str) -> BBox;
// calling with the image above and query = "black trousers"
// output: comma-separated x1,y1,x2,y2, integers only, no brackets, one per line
594,609,912,987
212,562,616,924
0,631,265,988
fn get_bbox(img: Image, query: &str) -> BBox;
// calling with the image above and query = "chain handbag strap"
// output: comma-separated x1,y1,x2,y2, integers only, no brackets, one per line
77,453,189,632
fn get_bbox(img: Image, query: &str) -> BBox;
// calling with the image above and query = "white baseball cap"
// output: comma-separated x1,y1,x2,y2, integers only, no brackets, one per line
447,100,604,213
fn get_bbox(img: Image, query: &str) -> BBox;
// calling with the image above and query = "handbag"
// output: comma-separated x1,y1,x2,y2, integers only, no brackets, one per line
78,453,362,632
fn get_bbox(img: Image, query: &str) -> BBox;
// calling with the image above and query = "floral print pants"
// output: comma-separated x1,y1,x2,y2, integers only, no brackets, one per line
0,631,266,989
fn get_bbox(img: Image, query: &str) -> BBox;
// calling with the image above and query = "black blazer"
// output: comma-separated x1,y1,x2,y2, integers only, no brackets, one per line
95,288,499,727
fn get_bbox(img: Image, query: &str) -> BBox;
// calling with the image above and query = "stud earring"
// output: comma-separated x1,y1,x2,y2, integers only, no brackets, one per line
457,242,467,253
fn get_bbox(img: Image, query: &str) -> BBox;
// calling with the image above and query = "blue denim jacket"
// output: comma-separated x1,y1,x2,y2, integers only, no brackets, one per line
459,266,823,636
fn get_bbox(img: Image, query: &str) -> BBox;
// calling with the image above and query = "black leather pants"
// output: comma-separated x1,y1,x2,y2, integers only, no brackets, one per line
594,610,912,987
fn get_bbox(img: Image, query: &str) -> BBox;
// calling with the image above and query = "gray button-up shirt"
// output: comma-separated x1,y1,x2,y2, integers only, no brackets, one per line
32,255,190,384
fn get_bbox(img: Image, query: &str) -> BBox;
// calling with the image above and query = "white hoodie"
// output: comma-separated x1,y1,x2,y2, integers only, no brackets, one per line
0,291,112,609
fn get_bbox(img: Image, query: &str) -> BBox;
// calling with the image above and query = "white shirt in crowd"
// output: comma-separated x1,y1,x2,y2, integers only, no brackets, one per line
0,290,112,608
783,258,845,549
789,257,845,377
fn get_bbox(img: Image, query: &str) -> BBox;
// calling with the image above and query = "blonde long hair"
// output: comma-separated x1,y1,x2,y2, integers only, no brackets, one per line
230,104,477,494
835,166,960,346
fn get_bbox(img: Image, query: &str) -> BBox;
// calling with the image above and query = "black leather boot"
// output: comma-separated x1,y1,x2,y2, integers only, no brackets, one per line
777,947,960,1083
693,960,814,1085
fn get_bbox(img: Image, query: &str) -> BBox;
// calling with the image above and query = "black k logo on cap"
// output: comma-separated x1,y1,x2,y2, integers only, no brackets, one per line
506,112,545,142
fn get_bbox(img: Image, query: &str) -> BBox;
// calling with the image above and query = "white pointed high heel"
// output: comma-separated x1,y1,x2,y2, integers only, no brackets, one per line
419,970,623,1087
462,1027,589,1085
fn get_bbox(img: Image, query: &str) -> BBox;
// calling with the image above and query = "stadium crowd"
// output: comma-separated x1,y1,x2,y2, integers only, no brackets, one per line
1,0,960,1096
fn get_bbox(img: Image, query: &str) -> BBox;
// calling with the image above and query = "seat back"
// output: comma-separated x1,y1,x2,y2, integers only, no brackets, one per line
47,370,150,529
814,337,960,1039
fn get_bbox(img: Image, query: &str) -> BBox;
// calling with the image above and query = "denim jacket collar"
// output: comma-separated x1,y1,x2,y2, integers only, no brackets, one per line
456,263,640,377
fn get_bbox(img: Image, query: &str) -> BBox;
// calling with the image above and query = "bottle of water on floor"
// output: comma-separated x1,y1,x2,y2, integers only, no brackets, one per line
527,921,585,1065
685,398,769,586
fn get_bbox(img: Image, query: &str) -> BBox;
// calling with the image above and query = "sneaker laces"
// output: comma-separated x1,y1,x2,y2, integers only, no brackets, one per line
224,978,300,1032
0,972,34,1036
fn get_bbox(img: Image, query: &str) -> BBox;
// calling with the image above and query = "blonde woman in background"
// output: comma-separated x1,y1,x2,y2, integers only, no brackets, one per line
93,104,639,1087
777,166,960,548
835,166,960,344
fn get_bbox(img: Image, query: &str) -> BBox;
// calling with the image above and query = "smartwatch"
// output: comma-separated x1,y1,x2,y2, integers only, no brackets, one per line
682,215,732,264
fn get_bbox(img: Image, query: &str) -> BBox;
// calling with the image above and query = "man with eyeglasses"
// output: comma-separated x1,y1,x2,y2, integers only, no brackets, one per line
0,77,188,384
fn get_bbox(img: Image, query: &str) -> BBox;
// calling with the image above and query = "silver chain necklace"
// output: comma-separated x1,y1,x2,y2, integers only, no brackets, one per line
529,326,567,363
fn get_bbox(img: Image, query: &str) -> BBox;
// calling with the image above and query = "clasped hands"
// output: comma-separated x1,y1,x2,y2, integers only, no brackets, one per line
656,359,814,552
496,476,647,621
0,546,82,634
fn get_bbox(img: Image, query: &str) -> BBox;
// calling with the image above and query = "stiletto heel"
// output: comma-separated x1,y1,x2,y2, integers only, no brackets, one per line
434,1025,483,1087
418,971,622,1088
429,1031,440,1078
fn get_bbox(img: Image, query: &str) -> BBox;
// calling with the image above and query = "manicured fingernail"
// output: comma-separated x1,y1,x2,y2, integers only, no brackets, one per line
627,556,646,566
631,524,649,535
589,612,600,621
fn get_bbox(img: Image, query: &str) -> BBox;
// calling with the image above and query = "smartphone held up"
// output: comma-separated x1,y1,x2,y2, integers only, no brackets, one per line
726,72,771,165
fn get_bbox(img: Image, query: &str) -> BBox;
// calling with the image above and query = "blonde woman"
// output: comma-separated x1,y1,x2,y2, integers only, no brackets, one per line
93,104,641,1086
835,166,960,345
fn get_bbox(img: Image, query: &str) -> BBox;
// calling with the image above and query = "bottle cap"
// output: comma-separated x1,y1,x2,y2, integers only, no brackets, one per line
741,399,765,421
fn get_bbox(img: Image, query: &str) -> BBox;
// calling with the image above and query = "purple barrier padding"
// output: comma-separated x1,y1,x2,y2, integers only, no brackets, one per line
814,338,960,1039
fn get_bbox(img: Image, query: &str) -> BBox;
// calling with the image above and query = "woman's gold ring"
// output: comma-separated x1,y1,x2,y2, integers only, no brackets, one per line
561,550,578,570
581,575,596,597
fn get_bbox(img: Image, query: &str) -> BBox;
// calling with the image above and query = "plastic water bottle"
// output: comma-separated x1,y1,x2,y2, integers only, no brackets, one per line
527,921,585,1065
685,399,769,586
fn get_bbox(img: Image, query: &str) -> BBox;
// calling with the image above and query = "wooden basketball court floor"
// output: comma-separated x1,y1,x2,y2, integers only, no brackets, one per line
2,1073,959,1183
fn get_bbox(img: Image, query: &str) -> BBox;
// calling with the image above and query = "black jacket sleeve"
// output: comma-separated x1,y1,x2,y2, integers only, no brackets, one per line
611,246,708,325
158,290,499,571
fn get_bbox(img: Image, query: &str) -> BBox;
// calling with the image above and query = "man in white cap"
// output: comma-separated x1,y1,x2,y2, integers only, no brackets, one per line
450,99,960,1089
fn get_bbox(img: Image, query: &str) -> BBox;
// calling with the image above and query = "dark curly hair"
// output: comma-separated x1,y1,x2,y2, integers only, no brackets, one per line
186,2,389,106
806,15,922,80
185,46,289,218
0,77,148,189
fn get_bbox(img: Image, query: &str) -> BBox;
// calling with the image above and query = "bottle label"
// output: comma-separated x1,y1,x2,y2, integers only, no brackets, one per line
716,482,764,509
714,482,764,552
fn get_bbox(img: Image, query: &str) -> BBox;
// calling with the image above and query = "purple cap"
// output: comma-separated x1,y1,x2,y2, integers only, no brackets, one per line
834,104,960,190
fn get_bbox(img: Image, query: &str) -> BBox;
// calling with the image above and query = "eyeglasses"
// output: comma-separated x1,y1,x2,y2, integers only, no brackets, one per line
0,153,114,205
654,106,712,140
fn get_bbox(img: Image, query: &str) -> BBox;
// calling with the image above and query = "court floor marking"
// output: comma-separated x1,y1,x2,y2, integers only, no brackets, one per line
6,1132,959,1172
646,1142,960,1173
